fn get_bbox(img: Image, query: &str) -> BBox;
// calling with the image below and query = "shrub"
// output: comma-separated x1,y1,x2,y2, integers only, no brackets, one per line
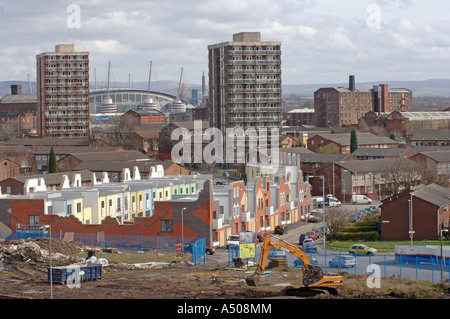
334,231,380,241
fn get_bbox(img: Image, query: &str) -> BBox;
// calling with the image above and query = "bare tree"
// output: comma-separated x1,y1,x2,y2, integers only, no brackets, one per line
381,158,422,195
325,207,348,240
98,116,140,150
0,118,19,141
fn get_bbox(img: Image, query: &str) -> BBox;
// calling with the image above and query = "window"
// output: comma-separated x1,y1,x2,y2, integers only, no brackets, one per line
161,220,173,232
67,204,72,215
29,215,39,226
77,202,81,213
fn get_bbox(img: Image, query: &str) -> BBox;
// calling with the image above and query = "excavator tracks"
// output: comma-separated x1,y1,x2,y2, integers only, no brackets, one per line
283,286,339,297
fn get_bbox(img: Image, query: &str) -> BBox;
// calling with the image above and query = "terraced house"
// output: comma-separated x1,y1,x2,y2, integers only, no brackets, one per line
0,164,312,249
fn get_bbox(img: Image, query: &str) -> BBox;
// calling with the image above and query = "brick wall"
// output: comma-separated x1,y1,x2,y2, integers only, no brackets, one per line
380,191,448,240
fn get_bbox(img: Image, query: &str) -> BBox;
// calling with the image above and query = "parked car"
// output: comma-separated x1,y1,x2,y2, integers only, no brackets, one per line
308,209,322,223
326,194,339,201
302,238,317,253
306,231,318,240
316,225,330,236
226,235,240,249
295,255,318,267
349,213,360,222
369,206,380,213
299,233,310,245
329,255,357,268
274,225,288,235
317,198,341,207
351,195,372,204
349,244,377,255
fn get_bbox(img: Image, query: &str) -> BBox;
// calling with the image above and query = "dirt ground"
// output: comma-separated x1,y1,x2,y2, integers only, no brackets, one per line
0,238,449,300
0,238,297,299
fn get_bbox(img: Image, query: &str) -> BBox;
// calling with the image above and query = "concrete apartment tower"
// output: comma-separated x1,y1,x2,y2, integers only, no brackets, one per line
36,44,90,138
208,32,282,133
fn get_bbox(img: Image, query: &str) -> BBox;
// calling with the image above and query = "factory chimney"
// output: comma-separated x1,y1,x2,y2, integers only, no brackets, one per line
349,75,356,91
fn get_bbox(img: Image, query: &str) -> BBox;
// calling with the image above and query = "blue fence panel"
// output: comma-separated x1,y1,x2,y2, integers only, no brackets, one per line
192,238,206,266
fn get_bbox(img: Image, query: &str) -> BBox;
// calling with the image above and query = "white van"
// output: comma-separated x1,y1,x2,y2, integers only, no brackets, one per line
351,195,372,204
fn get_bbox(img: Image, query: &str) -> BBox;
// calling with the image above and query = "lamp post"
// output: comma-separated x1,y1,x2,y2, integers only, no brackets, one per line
181,207,186,253
408,196,414,246
440,229,448,283
307,175,326,249
41,225,52,299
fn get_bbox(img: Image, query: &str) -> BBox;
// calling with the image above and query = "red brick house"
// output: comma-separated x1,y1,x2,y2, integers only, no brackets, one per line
308,132,399,154
121,109,166,126
380,184,450,240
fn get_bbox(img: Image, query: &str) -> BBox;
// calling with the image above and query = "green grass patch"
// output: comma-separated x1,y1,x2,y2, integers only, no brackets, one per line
327,240,450,253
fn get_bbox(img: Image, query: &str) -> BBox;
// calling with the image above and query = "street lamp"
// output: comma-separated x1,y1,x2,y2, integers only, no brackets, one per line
307,175,326,249
181,207,186,253
440,229,448,283
40,224,52,299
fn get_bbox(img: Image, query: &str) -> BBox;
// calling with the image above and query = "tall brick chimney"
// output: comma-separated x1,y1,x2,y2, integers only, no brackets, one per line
349,75,355,91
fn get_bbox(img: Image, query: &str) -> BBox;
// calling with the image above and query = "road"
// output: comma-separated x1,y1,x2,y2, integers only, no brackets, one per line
209,201,449,283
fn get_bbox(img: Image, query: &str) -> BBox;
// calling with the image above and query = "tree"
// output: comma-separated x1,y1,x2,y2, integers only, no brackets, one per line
381,158,422,195
48,146,58,173
350,129,358,153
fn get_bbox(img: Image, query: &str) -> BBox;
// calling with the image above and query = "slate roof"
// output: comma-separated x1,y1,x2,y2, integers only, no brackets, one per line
352,148,414,158
336,157,417,173
411,183,450,208
5,170,94,185
416,151,450,162
312,132,398,146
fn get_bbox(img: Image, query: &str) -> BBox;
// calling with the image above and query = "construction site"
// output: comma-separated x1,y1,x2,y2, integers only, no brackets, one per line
1,237,450,300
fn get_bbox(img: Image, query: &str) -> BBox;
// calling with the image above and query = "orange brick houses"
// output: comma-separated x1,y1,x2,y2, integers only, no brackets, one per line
0,180,217,249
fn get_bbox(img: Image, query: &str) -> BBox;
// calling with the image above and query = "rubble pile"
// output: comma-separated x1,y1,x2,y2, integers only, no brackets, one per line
0,238,85,269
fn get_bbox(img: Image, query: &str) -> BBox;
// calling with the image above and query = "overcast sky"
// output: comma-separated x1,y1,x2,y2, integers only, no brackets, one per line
0,0,449,87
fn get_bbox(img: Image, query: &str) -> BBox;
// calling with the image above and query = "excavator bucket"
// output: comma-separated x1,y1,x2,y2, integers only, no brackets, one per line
245,275,260,287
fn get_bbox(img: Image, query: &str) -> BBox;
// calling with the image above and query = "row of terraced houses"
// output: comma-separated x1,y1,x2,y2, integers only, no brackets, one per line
0,164,312,250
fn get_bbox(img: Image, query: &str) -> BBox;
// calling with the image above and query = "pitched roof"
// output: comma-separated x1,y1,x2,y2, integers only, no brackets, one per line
68,150,149,162
312,132,398,146
412,183,450,208
352,148,414,157
6,137,93,146
416,151,450,162
409,130,450,141
73,159,182,172
5,170,94,185
279,147,314,154
300,153,354,163
411,146,450,153
29,146,124,155
336,157,417,173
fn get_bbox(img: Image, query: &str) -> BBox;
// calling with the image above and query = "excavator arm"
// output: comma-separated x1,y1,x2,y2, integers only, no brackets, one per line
246,233,343,293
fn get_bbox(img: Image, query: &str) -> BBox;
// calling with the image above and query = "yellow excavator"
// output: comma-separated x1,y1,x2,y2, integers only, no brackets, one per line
245,233,343,296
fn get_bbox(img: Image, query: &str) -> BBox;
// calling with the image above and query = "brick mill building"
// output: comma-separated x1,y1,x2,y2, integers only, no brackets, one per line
314,75,413,128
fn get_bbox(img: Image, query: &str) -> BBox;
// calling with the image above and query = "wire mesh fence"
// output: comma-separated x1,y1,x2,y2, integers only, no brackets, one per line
228,244,450,283
1,230,206,266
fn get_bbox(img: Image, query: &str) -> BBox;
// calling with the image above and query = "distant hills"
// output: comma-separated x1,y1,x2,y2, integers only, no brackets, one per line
2,78,450,99
283,79,450,98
